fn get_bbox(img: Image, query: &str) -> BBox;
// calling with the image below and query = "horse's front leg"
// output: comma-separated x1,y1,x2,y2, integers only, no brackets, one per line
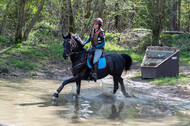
76,80,81,95
53,75,79,99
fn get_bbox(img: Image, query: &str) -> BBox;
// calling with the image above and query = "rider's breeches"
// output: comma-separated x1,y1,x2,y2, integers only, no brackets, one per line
93,49,103,64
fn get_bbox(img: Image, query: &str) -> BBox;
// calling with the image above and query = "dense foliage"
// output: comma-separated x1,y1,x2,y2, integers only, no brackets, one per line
0,0,189,44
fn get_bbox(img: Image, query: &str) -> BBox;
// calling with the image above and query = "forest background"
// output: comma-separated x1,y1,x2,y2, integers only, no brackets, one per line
0,0,190,85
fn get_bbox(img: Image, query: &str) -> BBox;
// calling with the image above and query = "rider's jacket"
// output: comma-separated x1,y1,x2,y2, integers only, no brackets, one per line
90,28,105,49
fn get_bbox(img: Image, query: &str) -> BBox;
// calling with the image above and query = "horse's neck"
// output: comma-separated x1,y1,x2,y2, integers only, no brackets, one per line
70,43,86,65
70,51,87,66
70,53,78,64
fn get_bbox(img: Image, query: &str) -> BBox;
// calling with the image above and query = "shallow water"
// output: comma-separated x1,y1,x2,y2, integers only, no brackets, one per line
0,77,190,126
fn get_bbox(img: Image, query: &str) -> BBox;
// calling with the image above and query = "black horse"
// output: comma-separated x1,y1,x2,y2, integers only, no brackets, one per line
53,33,132,99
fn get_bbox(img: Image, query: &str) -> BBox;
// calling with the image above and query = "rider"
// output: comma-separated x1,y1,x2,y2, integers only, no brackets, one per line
83,18,105,82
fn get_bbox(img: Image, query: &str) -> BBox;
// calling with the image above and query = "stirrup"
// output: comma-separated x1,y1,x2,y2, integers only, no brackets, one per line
91,73,97,82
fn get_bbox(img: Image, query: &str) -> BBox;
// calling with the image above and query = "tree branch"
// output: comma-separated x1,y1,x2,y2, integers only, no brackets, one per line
23,0,45,41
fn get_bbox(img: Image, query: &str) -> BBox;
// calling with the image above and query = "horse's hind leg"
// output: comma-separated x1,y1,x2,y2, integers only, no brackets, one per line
118,77,131,97
113,76,119,94
76,80,81,95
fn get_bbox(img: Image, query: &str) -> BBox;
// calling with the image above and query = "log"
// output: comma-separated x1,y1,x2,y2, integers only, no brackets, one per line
163,31,190,34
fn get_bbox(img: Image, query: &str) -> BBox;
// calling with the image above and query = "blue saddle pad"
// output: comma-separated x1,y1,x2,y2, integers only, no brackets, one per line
87,57,106,69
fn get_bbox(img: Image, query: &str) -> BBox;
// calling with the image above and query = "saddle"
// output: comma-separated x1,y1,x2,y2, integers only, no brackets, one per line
86,51,106,69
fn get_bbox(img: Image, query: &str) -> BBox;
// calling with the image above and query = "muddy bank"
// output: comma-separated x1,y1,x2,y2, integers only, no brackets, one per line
123,62,190,102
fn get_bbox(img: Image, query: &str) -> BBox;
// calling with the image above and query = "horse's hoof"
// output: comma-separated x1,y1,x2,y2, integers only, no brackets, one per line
52,100,58,106
52,93,59,100
124,93,131,98
125,95,131,98
131,94,137,98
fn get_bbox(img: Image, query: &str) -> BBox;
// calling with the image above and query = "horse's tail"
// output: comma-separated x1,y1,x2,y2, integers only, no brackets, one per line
120,54,132,70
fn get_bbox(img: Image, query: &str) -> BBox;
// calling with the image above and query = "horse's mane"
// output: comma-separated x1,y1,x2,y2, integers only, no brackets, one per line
71,33,84,47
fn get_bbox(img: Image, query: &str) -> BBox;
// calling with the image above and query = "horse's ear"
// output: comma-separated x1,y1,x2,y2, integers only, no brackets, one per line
62,34,66,39
68,32,72,38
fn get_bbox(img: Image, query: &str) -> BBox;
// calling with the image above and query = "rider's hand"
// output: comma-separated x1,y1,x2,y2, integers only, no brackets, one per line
83,41,87,47
91,46,96,51
82,43,85,47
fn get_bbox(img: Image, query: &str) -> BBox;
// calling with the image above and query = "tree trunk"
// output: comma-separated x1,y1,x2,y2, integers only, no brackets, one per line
0,2,11,35
129,0,135,28
59,0,64,35
15,0,26,42
68,0,75,33
177,0,181,31
188,11,190,32
99,0,106,18
23,0,45,41
115,2,119,31
81,0,99,39
151,0,166,46
152,29,160,46
169,0,178,31
85,0,92,18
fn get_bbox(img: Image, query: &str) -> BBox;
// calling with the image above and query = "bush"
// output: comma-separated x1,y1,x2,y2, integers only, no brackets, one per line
9,58,38,71
29,22,58,43
160,34,190,50
0,59,9,73
160,34,190,65
0,36,10,43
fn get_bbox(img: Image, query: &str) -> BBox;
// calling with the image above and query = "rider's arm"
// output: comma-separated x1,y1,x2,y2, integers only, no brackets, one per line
95,40,105,48
85,36,91,44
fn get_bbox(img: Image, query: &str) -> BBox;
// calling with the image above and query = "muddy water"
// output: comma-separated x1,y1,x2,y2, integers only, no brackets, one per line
0,77,190,126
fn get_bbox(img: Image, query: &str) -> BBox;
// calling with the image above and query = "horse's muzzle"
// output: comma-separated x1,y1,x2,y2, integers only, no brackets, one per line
63,55,68,60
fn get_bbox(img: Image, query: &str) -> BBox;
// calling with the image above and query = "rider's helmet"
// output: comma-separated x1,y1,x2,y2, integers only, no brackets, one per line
94,18,103,27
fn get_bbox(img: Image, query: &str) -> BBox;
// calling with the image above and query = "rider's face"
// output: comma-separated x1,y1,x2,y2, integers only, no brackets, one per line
94,23,99,30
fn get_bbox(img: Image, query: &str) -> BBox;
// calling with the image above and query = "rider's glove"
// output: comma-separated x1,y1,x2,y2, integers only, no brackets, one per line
83,41,88,47
82,43,85,47
91,46,96,51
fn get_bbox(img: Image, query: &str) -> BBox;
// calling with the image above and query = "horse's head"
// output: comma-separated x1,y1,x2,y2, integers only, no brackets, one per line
62,32,85,60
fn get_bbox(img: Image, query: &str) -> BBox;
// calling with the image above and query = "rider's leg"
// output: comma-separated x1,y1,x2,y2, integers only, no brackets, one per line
92,62,98,82
92,49,103,82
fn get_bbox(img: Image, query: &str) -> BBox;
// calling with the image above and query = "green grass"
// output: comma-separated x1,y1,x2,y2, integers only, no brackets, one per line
130,72,142,78
0,39,63,72
8,58,39,70
150,73,190,86
130,72,190,86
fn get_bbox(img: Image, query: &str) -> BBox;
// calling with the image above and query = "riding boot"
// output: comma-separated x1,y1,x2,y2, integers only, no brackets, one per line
92,62,98,82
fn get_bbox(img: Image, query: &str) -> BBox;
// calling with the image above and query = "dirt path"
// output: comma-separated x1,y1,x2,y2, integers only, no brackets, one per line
122,62,190,102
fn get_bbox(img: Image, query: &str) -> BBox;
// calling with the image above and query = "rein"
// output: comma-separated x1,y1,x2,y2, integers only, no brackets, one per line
71,51,88,74
67,37,88,73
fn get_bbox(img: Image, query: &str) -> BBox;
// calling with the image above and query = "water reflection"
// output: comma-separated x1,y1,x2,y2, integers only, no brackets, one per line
1,78,190,126
55,94,125,120
15,88,184,122
108,102,124,120
50,93,176,121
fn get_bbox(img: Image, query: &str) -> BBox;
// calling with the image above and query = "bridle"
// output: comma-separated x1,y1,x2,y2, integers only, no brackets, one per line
64,36,88,74
64,36,78,54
